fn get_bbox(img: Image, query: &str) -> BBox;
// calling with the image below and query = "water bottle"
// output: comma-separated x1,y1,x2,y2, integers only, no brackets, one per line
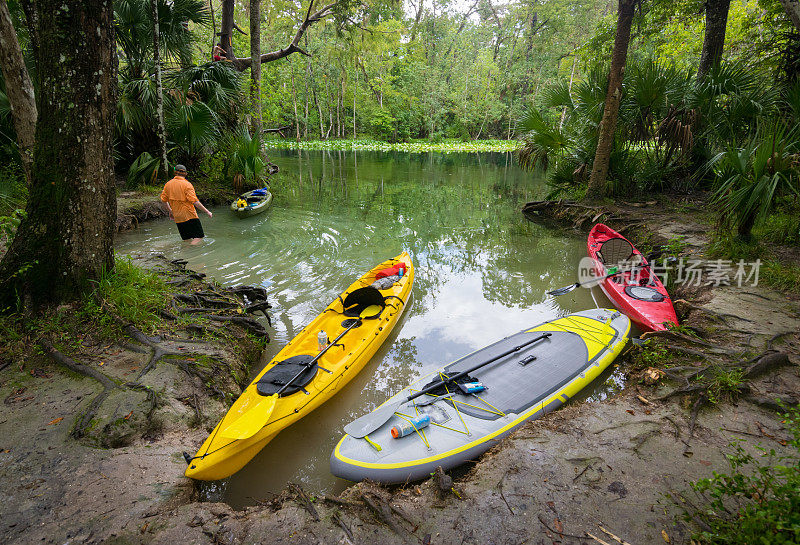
318,330,328,351
390,414,431,438
457,381,486,394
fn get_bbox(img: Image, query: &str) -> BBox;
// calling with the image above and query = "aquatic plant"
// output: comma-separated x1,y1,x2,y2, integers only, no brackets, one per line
263,138,518,154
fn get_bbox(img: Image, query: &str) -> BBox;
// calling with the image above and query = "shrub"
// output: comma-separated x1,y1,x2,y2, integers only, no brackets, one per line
683,407,800,544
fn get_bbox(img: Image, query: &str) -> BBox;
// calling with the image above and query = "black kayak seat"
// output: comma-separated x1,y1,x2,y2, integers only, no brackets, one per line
256,355,318,396
341,286,385,318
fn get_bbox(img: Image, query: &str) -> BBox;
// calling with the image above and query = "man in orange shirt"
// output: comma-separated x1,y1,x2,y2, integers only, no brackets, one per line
159,165,213,245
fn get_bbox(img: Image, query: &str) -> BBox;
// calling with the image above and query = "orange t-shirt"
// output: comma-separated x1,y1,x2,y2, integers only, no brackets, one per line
160,175,199,223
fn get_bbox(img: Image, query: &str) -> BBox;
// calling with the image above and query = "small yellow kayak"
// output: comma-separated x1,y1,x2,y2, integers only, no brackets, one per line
185,252,414,480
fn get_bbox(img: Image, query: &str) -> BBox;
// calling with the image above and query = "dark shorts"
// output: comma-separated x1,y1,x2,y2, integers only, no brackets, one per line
176,218,204,240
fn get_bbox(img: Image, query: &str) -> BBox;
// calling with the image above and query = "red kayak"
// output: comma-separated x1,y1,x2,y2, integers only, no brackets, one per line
587,224,678,332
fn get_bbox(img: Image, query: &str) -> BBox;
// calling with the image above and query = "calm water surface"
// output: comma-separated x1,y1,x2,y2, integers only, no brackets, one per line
115,150,620,508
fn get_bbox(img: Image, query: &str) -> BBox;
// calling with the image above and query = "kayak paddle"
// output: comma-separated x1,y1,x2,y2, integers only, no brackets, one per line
343,332,552,439
547,251,667,297
221,304,383,440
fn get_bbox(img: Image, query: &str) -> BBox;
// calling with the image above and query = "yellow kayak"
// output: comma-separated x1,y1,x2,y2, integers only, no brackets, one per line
185,252,414,480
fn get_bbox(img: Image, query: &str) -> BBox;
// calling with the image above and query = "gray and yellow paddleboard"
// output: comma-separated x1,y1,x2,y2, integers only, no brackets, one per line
330,309,631,484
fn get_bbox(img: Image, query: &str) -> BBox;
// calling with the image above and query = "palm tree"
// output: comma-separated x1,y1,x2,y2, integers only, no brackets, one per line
115,0,210,78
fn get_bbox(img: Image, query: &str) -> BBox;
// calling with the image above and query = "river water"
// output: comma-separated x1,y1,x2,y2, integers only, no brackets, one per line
115,149,620,508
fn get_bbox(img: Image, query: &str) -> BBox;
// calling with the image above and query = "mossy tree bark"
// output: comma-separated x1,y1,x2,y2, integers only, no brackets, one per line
151,0,169,179
697,0,731,80
585,0,637,200
0,0,37,185
0,0,116,310
779,0,800,32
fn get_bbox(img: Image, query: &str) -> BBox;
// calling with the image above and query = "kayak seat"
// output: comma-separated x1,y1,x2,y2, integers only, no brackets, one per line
256,355,318,396
597,237,634,268
340,286,386,318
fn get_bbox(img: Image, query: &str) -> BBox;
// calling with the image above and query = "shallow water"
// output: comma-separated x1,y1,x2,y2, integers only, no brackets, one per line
115,149,620,508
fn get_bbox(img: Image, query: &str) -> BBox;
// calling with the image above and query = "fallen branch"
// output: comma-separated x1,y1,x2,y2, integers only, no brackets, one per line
587,532,613,545
331,511,354,542
536,514,585,540
360,491,408,537
598,526,632,545
288,482,320,521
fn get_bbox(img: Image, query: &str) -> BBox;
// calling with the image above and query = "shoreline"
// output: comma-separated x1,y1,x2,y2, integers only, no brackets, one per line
1,193,798,544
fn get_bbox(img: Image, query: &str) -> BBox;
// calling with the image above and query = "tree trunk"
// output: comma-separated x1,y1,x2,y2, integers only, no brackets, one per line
410,0,424,41
779,0,800,32
586,0,636,200
208,0,216,58
290,62,300,141
0,0,117,309
0,0,37,186
249,0,262,134
353,61,357,138
220,0,235,59
697,0,731,80
304,57,310,139
151,0,168,179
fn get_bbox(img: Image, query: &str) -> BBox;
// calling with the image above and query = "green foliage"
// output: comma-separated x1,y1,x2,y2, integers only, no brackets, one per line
629,341,673,370
264,138,517,153
760,261,800,295
700,366,745,404
684,407,800,544
126,151,161,188
756,209,800,246
370,110,399,143
706,89,799,238
225,129,266,188
166,101,219,156
707,232,764,261
82,257,171,333
0,162,26,214
115,0,210,78
0,208,26,246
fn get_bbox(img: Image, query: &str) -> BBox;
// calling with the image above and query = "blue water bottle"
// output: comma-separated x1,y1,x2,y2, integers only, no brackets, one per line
390,414,430,438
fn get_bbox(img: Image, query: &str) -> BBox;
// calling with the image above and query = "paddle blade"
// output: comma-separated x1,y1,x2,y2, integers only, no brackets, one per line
220,395,277,439
343,401,403,439
547,283,579,297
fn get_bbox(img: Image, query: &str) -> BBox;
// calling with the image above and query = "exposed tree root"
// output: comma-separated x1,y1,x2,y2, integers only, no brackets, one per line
40,338,160,440
673,299,754,323
642,329,735,354
40,338,116,390
743,352,790,379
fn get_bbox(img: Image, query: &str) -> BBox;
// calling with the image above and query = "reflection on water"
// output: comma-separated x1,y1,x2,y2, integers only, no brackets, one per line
115,149,619,508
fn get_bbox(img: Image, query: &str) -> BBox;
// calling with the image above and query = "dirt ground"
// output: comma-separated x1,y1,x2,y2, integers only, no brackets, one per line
1,197,798,545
